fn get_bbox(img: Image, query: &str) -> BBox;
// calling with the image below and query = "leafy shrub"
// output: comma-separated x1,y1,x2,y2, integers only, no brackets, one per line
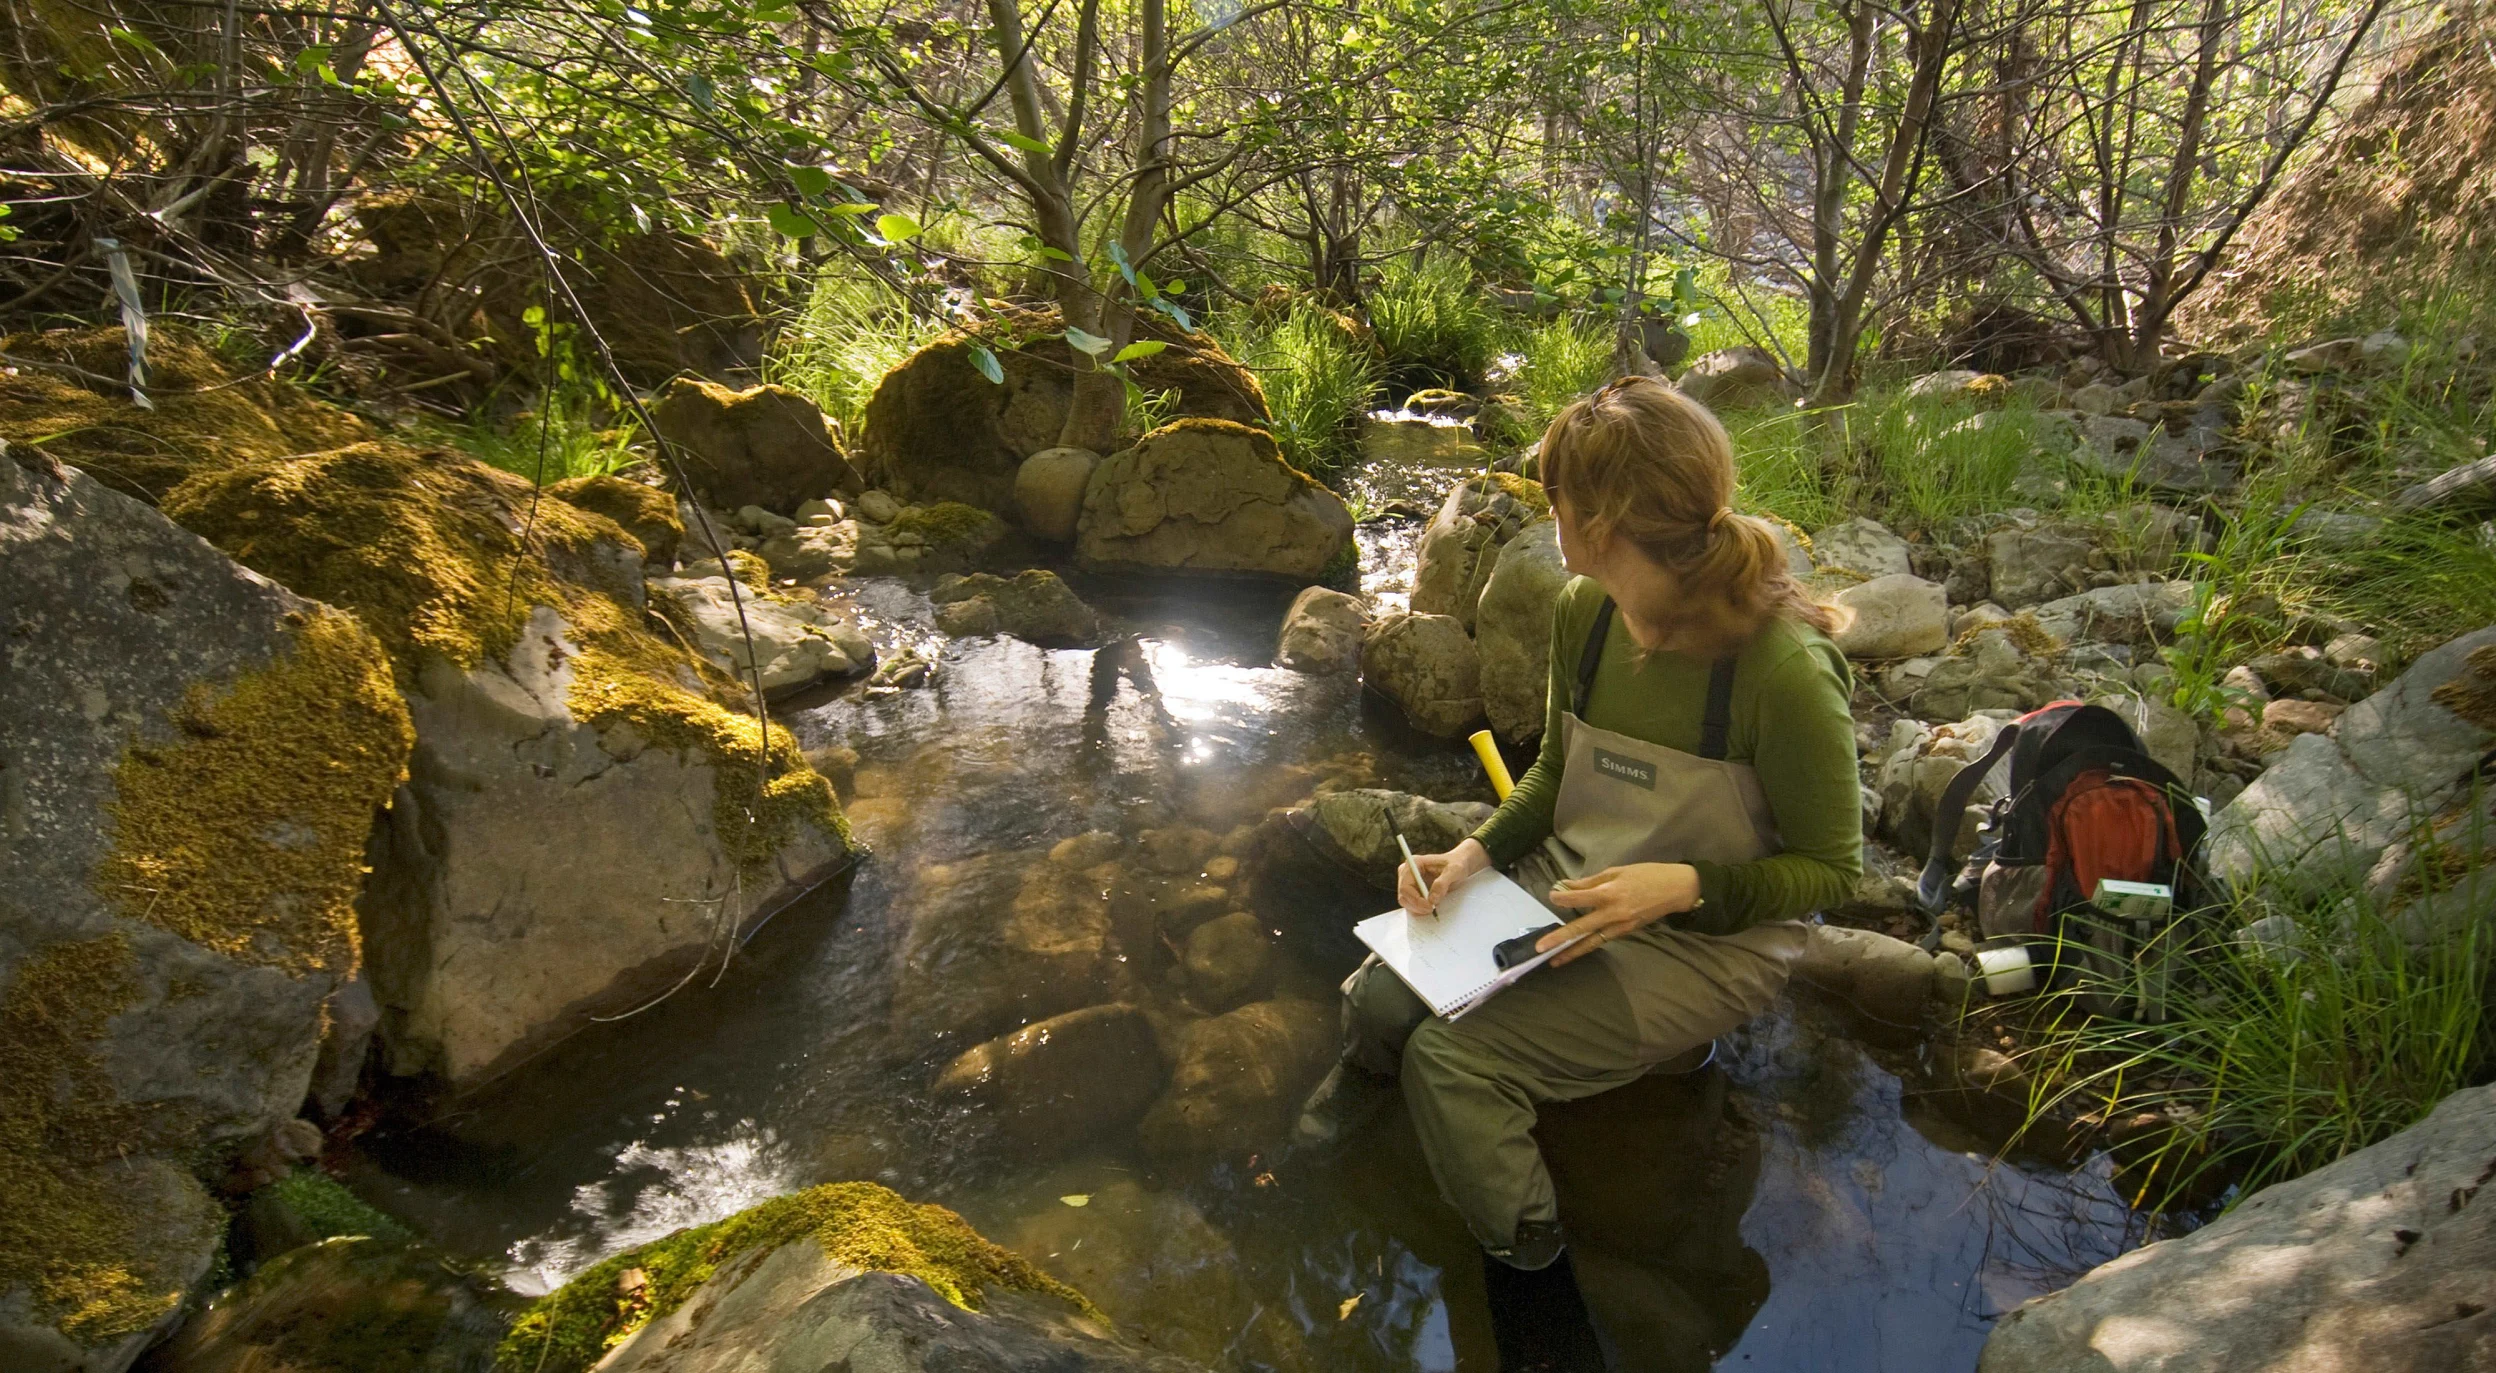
1515,314,1613,426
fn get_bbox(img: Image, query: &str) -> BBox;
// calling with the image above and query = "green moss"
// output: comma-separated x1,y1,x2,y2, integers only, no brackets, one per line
888,500,1000,546
98,609,412,976
0,325,374,504
265,1171,417,1247
162,442,638,672
493,1182,1100,1373
548,475,678,565
1480,470,1549,514
1949,611,2062,660
0,934,191,1344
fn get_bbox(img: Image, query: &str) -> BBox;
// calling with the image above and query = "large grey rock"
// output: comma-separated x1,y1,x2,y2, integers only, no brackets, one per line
1792,926,1945,1031
1273,586,1367,674
1875,714,2011,860
1476,521,1567,742
650,575,874,693
1014,447,1099,541
1137,998,1334,1162
595,1230,1204,1373
1411,476,1547,630
1360,611,1486,737
887,852,1119,1058
2206,628,2496,896
1674,347,1795,411
0,454,410,1371
931,1003,1164,1157
363,601,849,1088
1829,574,1948,659
1076,421,1352,582
1811,517,1913,580
1906,626,2061,721
652,378,864,513
2030,579,2197,648
1980,1085,2496,1373
141,1237,508,1373
1982,522,2100,609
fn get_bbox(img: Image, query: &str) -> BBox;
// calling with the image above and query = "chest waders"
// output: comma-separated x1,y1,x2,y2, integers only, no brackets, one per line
1339,596,1810,1258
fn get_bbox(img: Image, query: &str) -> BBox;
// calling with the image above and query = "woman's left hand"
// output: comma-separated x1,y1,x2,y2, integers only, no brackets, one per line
1538,863,1702,966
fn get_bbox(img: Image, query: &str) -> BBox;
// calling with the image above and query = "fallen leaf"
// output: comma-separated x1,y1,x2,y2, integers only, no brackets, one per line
1338,1292,1364,1320
1059,1194,1090,1207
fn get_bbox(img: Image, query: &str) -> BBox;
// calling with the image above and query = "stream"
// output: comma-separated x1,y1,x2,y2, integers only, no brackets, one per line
338,452,2138,1371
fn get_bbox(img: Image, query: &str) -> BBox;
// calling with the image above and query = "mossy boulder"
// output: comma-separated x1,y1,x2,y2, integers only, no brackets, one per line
1411,472,1547,631
858,305,1269,514
649,379,863,515
160,442,850,1088
0,453,412,1369
548,475,684,567
1073,420,1353,582
0,325,375,503
498,1182,1195,1373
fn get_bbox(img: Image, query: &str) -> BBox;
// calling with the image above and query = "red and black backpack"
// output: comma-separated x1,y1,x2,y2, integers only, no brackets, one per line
1913,701,2210,1013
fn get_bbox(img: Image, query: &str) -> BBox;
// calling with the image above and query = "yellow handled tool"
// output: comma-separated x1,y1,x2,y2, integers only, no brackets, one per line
1468,730,1516,800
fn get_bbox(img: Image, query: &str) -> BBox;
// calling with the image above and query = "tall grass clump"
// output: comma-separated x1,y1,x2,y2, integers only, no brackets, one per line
769,268,947,436
1515,314,1613,425
1722,407,1842,532
1367,250,1500,390
2012,875,2491,1214
1217,302,1382,476
1859,388,2045,528
442,387,641,485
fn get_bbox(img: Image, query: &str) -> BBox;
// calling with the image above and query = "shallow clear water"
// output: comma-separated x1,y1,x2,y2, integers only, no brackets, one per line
343,477,2134,1371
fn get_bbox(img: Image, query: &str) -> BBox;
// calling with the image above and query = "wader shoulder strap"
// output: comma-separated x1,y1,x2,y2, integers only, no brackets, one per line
1571,596,1738,761
1912,722,2023,912
1698,657,1738,760
1573,597,1614,718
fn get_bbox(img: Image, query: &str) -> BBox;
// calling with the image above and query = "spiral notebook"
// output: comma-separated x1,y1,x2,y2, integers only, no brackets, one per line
1353,869,1583,1020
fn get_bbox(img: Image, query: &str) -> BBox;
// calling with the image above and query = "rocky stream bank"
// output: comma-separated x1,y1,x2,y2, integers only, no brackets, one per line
4,317,2491,1372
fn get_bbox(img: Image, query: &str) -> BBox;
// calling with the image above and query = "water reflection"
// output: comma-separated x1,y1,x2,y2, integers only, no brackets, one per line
343,506,2132,1371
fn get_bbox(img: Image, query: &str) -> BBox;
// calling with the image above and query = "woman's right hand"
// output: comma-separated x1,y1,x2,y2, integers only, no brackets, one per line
1399,837,1491,916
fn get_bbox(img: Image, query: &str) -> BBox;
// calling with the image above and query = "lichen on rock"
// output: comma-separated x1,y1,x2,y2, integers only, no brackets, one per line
494,1181,1098,1373
99,607,412,975
0,934,215,1347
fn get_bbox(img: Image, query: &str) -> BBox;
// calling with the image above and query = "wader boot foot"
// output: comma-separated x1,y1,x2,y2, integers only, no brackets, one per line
1291,1061,1396,1151
1480,1233,1605,1373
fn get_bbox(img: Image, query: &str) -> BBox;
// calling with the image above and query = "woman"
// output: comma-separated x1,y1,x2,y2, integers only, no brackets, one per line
1296,375,1863,1365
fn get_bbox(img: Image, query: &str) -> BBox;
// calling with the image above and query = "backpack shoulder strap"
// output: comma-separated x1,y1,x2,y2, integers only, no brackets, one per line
1698,656,1738,760
1573,596,1615,719
1913,721,2023,912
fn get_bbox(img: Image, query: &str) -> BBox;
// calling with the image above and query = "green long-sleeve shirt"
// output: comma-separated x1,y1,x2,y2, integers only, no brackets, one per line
1469,575,1863,935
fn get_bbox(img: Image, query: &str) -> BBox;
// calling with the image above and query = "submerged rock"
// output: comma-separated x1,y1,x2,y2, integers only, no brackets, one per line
1137,998,1334,1162
1360,415,1489,468
887,852,1119,1058
932,1004,1164,1157
931,570,1105,647
1075,420,1352,582
1182,911,1276,1013
1,453,411,1369
1361,610,1486,737
651,378,863,514
143,1237,511,1373
1979,1084,2496,1373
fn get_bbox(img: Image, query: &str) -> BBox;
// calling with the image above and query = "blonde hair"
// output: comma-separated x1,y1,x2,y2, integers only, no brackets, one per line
1539,375,1839,653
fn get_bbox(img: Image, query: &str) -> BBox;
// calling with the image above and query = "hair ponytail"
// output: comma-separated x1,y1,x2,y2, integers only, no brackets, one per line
1540,377,1841,652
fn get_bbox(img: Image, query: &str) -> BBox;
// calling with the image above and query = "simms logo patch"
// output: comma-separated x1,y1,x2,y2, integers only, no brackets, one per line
1592,747,1655,790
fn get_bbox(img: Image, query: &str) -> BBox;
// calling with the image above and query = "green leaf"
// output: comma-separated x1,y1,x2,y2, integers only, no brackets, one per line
1134,271,1158,301
1150,296,1194,332
1064,327,1113,357
998,128,1052,155
789,164,832,197
875,212,921,243
1164,279,1187,297
824,201,876,217
1034,244,1075,262
967,343,1005,385
767,203,823,238
1113,340,1168,363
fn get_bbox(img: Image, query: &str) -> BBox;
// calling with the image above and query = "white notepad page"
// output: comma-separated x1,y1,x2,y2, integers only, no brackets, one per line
1353,868,1583,1019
